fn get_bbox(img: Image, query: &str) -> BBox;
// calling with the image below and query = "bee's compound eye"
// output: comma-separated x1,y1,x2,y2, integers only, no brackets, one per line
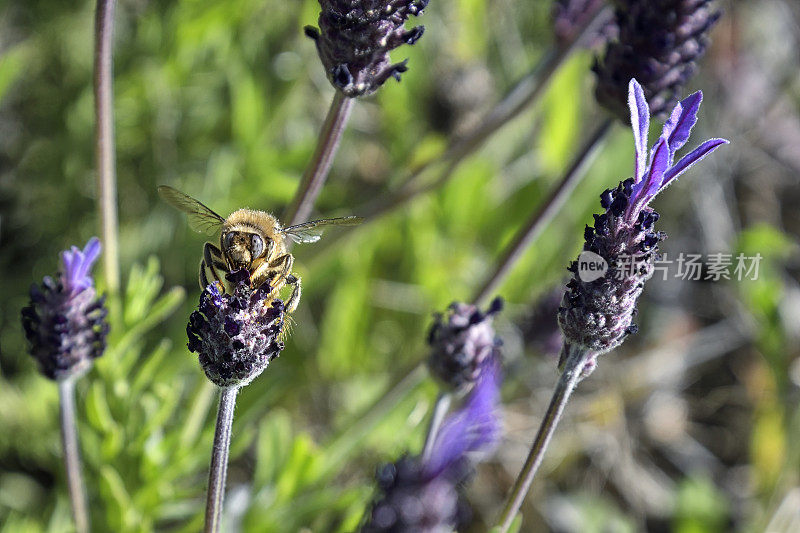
222,232,234,250
250,234,264,258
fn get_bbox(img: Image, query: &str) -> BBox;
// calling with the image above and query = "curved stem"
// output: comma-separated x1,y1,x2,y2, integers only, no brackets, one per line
58,378,89,533
421,391,452,462
471,119,613,306
283,91,354,227
94,0,119,297
205,386,239,533
496,345,590,533
305,6,612,260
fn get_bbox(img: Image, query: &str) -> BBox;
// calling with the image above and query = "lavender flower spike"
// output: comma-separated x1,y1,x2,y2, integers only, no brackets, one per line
363,360,502,532
305,0,429,97
21,237,108,380
558,79,727,366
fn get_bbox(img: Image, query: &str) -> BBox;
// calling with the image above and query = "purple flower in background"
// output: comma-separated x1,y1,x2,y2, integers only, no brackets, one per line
427,297,503,391
552,0,614,49
187,270,285,387
558,79,727,368
594,0,721,121
362,361,502,532
21,238,108,380
305,0,428,97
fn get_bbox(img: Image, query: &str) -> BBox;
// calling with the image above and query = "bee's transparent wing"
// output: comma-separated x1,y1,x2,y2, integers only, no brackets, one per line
157,185,225,235
282,216,364,243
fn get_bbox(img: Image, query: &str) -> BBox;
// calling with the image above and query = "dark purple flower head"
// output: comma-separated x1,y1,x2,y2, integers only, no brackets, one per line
594,0,721,121
21,237,108,380
305,0,428,97
427,297,503,391
558,79,727,364
187,270,285,388
362,362,502,532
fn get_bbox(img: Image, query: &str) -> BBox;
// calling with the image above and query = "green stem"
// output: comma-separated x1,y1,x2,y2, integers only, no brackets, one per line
495,344,591,532
471,119,613,306
205,386,239,533
283,91,354,227
421,391,452,462
94,0,119,297
58,378,90,533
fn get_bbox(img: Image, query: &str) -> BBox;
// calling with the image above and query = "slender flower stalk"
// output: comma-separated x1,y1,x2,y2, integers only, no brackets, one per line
421,392,451,462
283,92,354,227
94,0,119,297
288,0,430,226
187,270,285,531
21,238,108,533
495,345,588,533
496,80,727,530
204,386,239,533
58,378,90,533
472,119,614,307
303,4,613,262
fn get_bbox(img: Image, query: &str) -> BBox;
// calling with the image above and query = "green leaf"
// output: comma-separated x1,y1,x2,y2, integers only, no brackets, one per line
254,409,293,488
0,44,28,103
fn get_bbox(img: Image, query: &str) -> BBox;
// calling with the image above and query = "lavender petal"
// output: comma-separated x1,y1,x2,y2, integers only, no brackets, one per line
662,91,703,162
632,137,669,206
424,360,501,476
662,138,729,185
628,79,650,183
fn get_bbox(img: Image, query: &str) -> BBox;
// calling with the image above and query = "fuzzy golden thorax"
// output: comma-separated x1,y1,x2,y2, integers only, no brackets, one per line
220,209,287,271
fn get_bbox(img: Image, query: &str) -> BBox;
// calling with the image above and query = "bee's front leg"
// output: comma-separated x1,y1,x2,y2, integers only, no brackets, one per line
200,242,228,291
285,274,301,314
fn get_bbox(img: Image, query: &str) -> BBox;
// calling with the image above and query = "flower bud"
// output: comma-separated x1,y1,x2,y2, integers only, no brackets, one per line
594,0,721,121
427,297,503,391
21,238,108,380
305,0,429,97
187,270,285,388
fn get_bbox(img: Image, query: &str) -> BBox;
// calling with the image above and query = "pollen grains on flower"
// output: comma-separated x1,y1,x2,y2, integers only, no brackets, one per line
186,269,285,388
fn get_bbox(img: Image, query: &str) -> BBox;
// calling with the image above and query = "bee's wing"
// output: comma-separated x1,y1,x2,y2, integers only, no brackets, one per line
157,185,225,236
282,216,364,244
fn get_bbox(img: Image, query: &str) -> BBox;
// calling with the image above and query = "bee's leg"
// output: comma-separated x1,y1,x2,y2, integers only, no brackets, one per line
255,254,294,296
269,253,294,279
284,274,301,314
201,242,227,291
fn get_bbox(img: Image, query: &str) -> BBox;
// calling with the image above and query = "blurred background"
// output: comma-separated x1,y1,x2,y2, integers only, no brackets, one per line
1,0,799,531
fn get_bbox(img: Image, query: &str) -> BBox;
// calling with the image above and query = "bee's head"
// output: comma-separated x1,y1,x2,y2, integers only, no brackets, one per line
221,230,268,270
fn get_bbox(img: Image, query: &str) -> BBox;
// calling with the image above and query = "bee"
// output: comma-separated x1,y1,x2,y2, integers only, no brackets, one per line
157,185,363,315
